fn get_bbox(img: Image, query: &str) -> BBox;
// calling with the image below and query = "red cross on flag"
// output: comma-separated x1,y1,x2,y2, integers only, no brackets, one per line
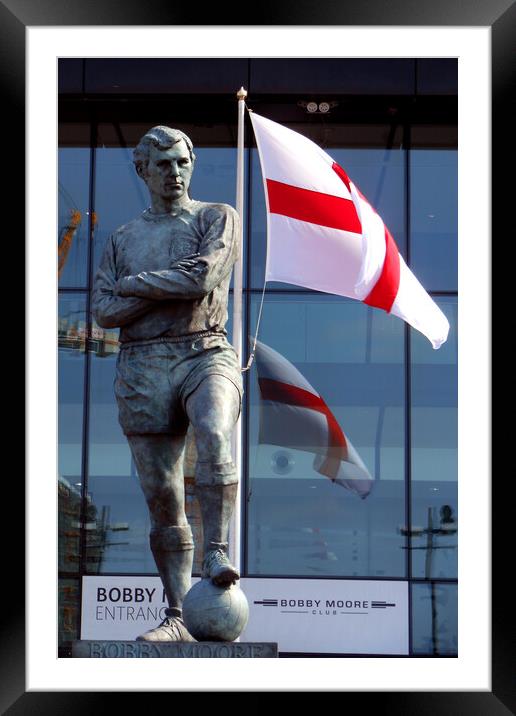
255,340,373,499
249,111,450,349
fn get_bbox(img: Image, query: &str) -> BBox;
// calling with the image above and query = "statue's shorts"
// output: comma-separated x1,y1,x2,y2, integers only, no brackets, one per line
114,332,243,436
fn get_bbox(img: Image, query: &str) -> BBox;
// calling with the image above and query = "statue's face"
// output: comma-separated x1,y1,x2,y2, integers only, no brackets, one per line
144,140,194,201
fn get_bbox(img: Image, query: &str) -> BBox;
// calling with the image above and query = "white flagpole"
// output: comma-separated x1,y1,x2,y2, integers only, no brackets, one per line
230,87,247,575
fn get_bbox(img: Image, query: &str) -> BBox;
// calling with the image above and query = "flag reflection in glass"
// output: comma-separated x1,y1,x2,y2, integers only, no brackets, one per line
255,340,374,499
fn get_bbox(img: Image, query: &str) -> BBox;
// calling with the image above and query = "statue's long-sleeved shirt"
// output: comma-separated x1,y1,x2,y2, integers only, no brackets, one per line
92,201,239,344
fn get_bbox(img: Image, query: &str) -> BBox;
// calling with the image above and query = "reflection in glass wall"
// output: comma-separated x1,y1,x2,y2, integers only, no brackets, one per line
92,144,147,273
246,293,406,577
58,294,87,574
58,294,87,479
58,149,90,288
58,577,80,647
412,582,458,655
86,314,150,574
410,149,458,291
411,297,457,579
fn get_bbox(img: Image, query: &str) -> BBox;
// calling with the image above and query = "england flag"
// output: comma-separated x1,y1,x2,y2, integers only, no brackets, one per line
250,111,449,349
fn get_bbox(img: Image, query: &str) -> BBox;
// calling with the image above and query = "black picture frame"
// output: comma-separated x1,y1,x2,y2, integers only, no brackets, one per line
11,0,509,710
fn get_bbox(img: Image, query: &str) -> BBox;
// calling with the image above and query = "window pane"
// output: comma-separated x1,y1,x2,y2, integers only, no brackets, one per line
411,297,458,579
410,149,457,291
85,320,148,574
412,582,457,655
58,294,87,574
246,293,406,577
58,148,90,288
93,144,149,273
250,139,405,289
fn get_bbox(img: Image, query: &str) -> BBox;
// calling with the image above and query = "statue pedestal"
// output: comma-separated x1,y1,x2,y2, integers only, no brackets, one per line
72,640,277,658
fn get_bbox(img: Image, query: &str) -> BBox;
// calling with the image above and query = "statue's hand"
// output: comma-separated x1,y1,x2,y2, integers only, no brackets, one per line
170,253,200,272
112,279,123,296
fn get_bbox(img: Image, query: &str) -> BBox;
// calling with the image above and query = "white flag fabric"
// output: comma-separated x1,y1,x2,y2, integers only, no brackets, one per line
250,111,450,349
255,340,374,499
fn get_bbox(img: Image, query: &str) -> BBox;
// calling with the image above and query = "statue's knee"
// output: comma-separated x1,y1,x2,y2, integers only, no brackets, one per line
194,426,231,462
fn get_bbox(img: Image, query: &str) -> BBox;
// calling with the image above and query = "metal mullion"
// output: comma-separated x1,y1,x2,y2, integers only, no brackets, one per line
404,119,414,655
76,115,97,638
428,290,458,297
412,577,458,585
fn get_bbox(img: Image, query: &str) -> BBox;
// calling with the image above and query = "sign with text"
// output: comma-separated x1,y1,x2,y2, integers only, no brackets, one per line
81,576,184,642
81,576,408,655
240,577,409,655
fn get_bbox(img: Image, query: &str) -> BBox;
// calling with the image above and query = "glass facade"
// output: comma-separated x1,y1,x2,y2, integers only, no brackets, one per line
58,148,90,288
412,582,458,655
58,58,458,656
247,294,406,578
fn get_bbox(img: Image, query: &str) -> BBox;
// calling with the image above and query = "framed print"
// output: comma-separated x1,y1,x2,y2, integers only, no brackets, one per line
11,0,510,709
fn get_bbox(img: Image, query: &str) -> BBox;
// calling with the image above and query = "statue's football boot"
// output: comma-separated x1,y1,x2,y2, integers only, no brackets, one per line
202,547,240,586
136,611,195,642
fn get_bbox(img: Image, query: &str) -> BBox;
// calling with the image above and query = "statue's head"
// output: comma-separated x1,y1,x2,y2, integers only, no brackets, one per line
133,126,196,201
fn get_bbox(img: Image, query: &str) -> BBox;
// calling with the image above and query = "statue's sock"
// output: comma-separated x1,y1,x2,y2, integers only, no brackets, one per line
201,485,238,553
150,525,194,612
